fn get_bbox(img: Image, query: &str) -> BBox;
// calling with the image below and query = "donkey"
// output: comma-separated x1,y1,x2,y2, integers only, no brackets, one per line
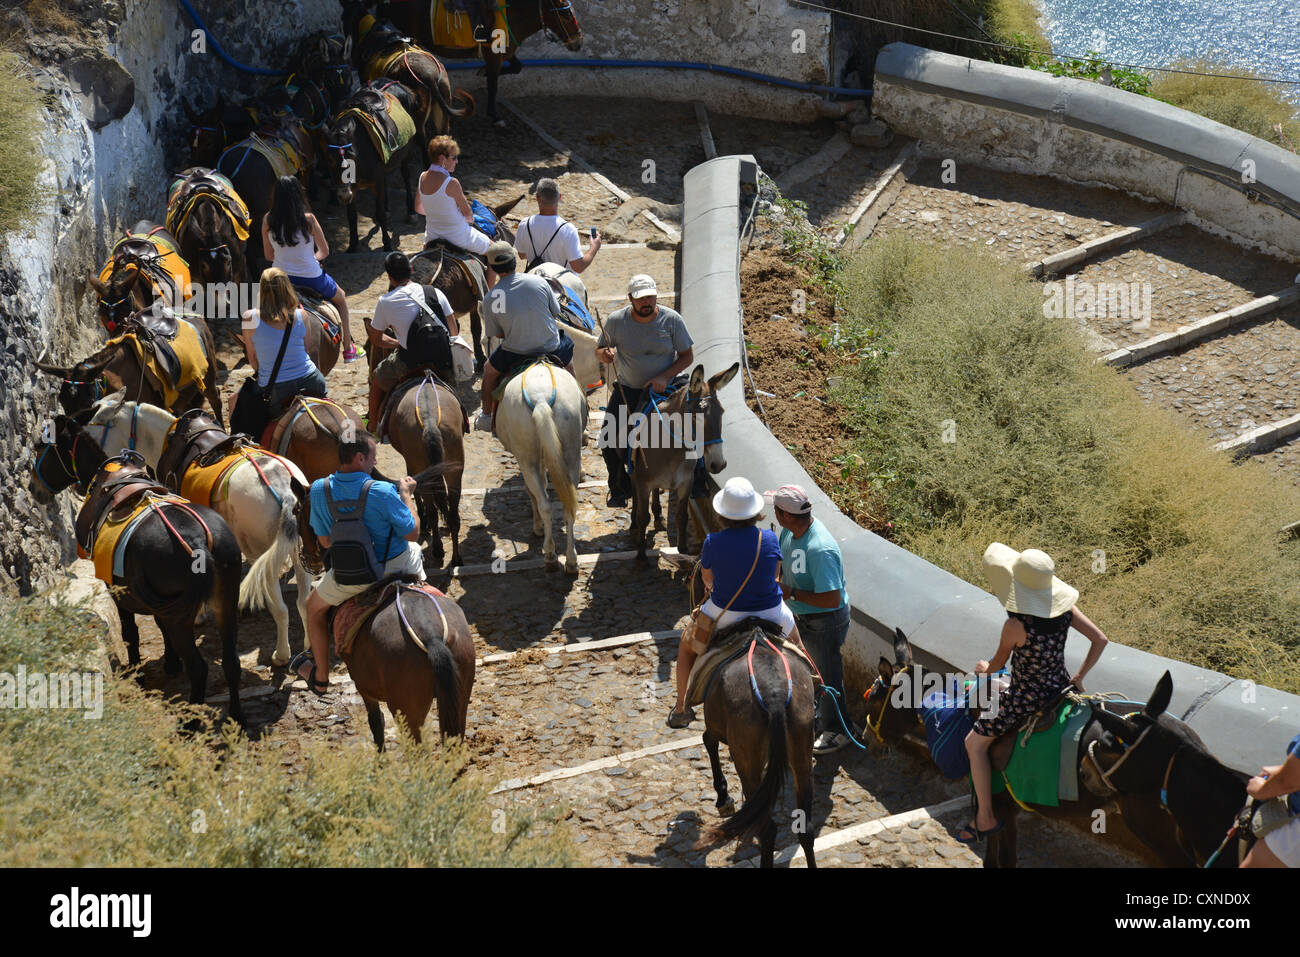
628,363,740,560
166,170,251,321
339,580,476,750
494,361,586,573
700,621,819,867
864,629,1212,867
90,221,192,334
36,309,224,427
80,398,312,668
31,417,243,724
412,194,524,369
184,94,260,169
262,396,371,483
217,115,315,273
1084,672,1254,867
322,80,421,252
373,0,583,126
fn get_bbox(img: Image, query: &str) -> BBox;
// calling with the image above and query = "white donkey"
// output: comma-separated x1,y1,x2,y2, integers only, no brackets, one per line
494,363,587,573
82,394,311,665
526,262,609,395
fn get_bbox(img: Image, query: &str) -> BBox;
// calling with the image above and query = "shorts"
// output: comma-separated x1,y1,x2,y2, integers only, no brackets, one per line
1263,814,1300,867
289,271,339,300
313,540,425,606
374,351,412,392
700,598,795,638
488,330,575,374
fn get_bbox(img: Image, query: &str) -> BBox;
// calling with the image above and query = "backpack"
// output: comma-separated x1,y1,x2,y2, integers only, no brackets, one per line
920,688,976,779
524,217,568,272
397,287,453,372
322,478,392,585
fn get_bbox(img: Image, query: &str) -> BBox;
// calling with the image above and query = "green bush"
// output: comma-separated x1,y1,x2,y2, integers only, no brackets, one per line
0,49,48,233
0,598,579,867
1152,60,1300,150
831,235,1300,692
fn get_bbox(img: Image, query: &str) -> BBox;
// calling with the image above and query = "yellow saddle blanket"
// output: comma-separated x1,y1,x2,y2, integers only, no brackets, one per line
429,0,508,48
110,319,209,410
98,230,192,309
165,171,252,243
224,132,305,180
79,493,187,585
338,91,416,165
177,447,307,508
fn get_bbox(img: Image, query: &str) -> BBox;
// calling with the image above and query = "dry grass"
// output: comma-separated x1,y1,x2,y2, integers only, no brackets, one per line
0,48,47,232
1153,59,1300,151
829,234,1300,692
24,0,78,34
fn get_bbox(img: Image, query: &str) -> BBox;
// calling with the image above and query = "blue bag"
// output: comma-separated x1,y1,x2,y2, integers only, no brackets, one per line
920,689,975,779
469,199,497,239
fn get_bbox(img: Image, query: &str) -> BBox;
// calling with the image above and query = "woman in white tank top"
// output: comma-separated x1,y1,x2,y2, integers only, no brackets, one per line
262,176,361,361
417,135,492,256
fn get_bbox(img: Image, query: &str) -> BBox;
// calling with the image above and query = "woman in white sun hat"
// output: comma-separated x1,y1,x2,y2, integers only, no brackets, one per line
958,542,1110,845
667,476,802,729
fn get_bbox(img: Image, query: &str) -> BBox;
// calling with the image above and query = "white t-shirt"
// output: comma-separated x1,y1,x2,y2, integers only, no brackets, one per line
372,282,454,349
515,215,583,268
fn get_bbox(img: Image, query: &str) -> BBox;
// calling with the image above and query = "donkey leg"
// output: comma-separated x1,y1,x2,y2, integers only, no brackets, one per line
446,476,463,569
117,600,142,669
292,553,311,662
703,731,735,816
631,482,651,560
377,179,394,252
160,627,184,676
652,488,666,532
346,196,360,253
212,564,243,724
471,303,485,372
362,693,386,752
791,720,817,868
424,488,445,569
160,617,208,707
521,463,556,564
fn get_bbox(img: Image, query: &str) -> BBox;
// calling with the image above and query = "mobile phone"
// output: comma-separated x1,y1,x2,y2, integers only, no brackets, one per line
589,226,597,238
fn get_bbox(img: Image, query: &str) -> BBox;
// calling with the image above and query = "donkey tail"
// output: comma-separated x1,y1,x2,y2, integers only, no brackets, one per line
427,629,463,739
534,402,578,518
239,495,298,613
715,706,788,844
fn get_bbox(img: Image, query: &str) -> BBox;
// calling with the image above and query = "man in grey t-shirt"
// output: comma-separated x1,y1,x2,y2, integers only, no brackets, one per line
477,241,576,428
595,273,694,507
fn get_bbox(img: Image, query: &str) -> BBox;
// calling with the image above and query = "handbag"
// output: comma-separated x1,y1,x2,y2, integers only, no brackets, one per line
682,528,763,656
230,313,295,438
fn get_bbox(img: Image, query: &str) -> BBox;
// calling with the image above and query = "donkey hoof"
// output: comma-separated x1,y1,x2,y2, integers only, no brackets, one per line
271,650,291,668
717,798,736,817
565,560,579,575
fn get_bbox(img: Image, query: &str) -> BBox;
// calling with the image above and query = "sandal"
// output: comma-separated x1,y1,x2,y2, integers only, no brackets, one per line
288,650,330,696
954,820,1004,845
666,706,695,729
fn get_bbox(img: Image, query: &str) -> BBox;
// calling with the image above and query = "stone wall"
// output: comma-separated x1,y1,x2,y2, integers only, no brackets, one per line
0,0,333,592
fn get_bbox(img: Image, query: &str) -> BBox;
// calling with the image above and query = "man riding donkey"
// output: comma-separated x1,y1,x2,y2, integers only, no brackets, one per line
595,274,694,509
475,241,576,431
367,251,461,431
289,430,426,695
515,177,601,274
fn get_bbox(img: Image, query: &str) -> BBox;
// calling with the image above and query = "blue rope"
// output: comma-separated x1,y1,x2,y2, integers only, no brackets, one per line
176,0,288,77
818,685,872,752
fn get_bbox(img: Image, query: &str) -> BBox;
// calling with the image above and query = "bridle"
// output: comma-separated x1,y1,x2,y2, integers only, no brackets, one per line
34,428,86,494
539,0,581,45
863,673,919,745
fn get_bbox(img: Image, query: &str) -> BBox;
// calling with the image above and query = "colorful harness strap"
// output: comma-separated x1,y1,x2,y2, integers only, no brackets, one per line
415,374,442,430
746,635,793,715
393,583,448,654
520,360,557,411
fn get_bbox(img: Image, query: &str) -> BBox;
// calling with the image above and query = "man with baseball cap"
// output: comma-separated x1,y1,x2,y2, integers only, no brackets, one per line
476,240,576,429
595,273,694,507
770,483,853,754
515,178,600,273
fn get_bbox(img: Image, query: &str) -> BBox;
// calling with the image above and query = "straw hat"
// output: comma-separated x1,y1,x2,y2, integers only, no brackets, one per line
982,542,1078,618
713,477,765,521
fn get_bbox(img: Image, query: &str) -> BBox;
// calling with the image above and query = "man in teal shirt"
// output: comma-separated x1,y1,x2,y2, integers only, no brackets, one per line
770,484,852,754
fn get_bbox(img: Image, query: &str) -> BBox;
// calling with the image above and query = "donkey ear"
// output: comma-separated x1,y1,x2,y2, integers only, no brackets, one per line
687,364,705,396
707,361,740,393
36,360,71,378
893,627,912,667
877,657,894,683
1145,671,1173,720
1093,705,1139,741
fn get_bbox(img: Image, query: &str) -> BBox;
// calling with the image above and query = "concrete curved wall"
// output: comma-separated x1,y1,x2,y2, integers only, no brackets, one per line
872,42,1300,262
680,154,1300,776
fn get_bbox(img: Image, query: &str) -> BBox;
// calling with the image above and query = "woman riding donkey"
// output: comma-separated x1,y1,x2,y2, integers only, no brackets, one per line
667,477,807,729
264,175,363,362
418,135,495,256
230,268,331,428
961,543,1110,844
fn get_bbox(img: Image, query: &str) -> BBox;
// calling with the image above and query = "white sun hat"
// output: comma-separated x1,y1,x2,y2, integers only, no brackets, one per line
627,274,658,299
982,542,1079,619
713,476,765,521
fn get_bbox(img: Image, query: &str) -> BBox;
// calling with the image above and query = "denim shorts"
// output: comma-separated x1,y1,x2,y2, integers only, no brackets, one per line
288,271,339,300
488,329,575,373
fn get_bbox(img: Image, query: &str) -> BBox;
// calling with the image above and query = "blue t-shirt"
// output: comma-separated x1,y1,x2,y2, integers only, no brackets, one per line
700,526,783,613
309,472,414,563
1287,733,1300,816
779,517,848,615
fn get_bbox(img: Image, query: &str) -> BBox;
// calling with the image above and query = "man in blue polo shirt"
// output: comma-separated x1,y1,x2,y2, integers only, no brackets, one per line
770,484,853,754
289,430,424,695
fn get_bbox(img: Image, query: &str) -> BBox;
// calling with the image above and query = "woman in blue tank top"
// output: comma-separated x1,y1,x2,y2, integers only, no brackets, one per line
236,268,328,419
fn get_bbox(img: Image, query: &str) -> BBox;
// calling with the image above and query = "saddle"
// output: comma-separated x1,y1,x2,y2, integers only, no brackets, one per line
684,617,815,709
165,168,252,242
356,15,414,71
265,395,353,454
327,573,446,658
420,241,488,299
338,87,415,165
429,0,507,48
156,409,250,493
221,129,306,180
292,284,342,345
491,355,562,404
115,310,209,405
100,223,191,315
989,687,1073,772
376,368,465,441
74,460,172,556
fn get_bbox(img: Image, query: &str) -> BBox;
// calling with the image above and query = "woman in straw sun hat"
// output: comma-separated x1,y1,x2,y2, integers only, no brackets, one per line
957,543,1110,845
667,476,804,729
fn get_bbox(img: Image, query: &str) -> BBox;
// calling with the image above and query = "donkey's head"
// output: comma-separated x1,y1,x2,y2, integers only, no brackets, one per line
30,412,101,502
862,627,921,751
37,351,116,417
686,362,740,475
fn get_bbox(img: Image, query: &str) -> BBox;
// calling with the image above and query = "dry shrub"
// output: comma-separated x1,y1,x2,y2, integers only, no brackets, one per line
1153,59,1300,151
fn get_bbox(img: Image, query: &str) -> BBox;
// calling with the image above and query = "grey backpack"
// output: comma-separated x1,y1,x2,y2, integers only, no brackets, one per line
323,478,391,585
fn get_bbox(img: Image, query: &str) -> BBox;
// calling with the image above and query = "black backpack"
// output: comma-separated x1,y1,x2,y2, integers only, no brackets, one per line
322,478,391,585
397,287,453,372
523,218,567,272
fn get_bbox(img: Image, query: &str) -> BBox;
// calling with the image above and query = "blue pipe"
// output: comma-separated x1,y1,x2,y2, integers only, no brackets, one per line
443,56,872,97
176,0,288,77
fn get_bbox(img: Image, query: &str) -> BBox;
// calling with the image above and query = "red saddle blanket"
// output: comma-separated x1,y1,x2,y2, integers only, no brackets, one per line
331,579,447,658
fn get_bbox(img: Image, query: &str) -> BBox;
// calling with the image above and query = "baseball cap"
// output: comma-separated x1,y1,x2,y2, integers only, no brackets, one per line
766,484,811,515
627,274,657,299
486,241,516,269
